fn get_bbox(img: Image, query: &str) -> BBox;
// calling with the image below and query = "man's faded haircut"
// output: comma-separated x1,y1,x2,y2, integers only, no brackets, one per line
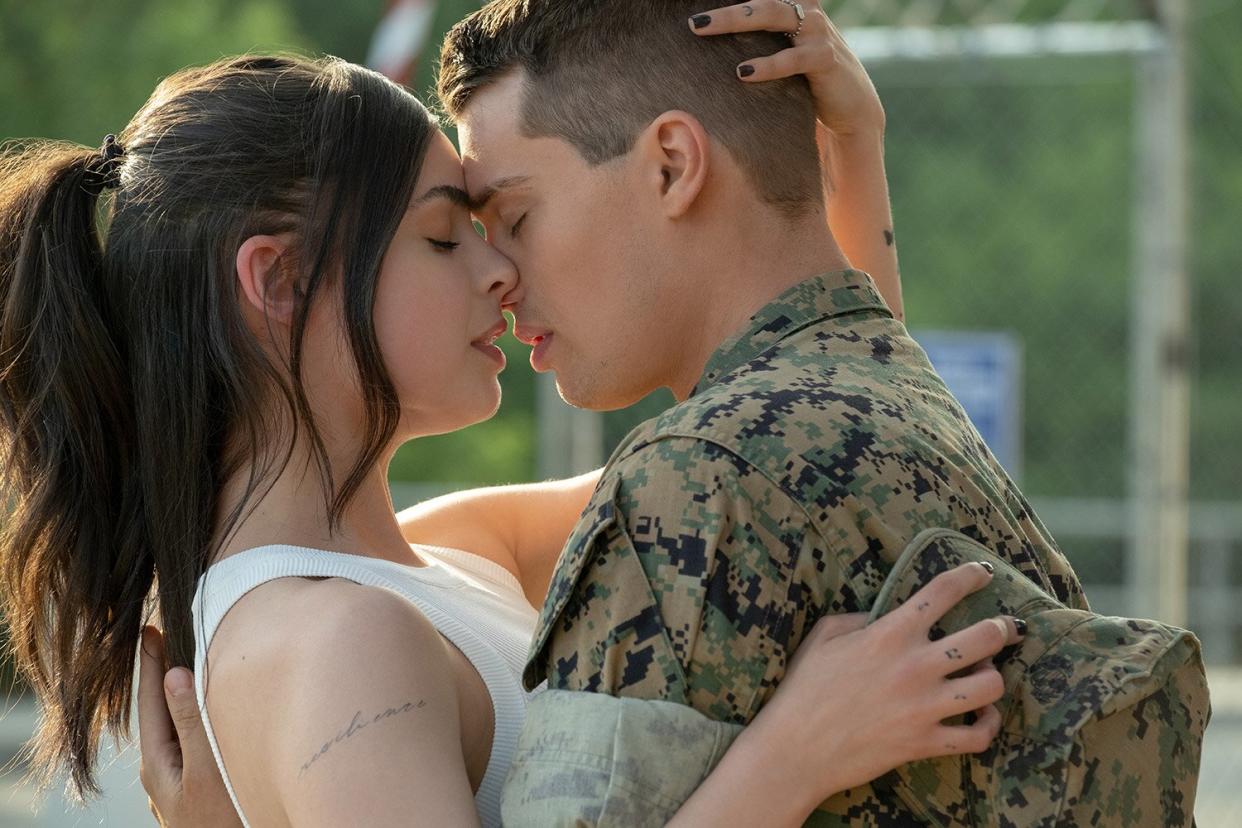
437,0,823,218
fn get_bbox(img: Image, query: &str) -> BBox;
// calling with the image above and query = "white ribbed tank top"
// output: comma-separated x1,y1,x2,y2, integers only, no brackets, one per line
190,543,541,828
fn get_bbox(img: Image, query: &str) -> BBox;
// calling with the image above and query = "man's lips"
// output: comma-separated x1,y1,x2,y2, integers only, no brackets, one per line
513,323,551,347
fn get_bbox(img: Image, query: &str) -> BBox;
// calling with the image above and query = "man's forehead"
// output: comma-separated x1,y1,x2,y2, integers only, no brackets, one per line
457,73,528,191
457,71,526,145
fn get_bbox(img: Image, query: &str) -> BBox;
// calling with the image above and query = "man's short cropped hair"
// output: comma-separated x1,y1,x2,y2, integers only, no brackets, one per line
438,0,823,218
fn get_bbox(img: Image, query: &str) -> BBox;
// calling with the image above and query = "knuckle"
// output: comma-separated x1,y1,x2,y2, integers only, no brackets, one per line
983,670,1005,701
897,650,933,684
981,617,1007,648
929,568,963,598
811,43,837,64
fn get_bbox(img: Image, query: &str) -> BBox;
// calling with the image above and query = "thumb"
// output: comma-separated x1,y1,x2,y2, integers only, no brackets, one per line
164,667,207,749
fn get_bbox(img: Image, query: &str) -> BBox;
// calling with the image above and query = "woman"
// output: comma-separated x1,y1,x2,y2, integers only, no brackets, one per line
0,7,1017,828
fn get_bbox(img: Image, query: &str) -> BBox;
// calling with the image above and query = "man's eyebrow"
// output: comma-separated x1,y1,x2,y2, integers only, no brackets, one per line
469,175,532,211
408,185,473,211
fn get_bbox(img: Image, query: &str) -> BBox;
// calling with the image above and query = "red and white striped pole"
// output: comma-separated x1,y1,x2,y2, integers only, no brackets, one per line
366,0,439,85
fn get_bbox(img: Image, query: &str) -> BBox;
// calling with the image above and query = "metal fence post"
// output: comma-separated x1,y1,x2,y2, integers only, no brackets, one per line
1128,0,1191,626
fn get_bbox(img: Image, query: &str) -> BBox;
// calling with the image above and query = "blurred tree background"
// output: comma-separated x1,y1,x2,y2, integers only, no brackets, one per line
0,0,1239,689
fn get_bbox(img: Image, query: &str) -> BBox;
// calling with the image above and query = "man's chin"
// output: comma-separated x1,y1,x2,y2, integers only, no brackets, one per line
553,374,643,413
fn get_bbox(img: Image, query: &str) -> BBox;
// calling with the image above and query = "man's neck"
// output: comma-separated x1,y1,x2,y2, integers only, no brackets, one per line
667,217,852,401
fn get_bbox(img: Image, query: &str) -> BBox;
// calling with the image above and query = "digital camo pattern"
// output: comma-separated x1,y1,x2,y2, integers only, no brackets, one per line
521,271,1207,825
506,529,1208,826
856,529,1209,827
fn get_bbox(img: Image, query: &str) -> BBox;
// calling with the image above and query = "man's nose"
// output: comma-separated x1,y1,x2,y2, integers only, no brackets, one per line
492,262,522,306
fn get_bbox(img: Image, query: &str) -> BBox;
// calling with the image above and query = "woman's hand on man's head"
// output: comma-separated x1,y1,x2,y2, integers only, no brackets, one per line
691,0,886,137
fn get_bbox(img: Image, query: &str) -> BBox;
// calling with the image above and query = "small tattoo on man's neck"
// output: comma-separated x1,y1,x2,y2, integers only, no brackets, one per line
299,699,427,777
883,229,895,247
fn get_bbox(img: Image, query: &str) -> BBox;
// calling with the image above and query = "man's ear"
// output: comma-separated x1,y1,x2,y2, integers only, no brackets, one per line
236,234,299,325
636,111,711,219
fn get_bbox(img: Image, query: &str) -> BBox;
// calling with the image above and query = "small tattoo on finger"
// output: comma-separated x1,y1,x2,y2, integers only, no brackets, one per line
917,601,929,611
955,694,967,700
946,648,963,660
743,4,754,15
884,229,895,246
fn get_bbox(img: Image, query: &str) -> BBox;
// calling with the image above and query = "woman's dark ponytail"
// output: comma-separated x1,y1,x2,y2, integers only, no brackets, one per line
0,139,143,797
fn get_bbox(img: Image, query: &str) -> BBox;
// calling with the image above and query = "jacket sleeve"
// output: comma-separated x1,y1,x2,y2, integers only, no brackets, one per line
500,689,743,828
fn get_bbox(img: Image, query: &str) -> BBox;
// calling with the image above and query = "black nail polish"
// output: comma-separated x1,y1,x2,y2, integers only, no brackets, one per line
738,64,756,78
1014,618,1028,636
692,14,712,29
979,561,994,574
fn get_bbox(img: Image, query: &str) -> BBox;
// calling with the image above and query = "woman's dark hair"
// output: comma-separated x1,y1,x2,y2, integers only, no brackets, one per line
0,53,438,797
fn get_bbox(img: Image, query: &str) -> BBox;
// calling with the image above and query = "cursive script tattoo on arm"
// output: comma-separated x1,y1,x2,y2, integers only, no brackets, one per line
299,699,428,778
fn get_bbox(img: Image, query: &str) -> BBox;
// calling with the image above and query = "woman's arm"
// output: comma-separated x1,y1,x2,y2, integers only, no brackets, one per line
396,469,601,607
199,579,483,827
694,0,902,319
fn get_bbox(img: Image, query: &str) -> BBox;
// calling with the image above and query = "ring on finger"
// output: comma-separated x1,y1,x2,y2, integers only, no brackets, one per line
776,0,806,39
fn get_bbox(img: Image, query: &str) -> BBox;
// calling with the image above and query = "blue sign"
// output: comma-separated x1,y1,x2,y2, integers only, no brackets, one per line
913,330,1023,481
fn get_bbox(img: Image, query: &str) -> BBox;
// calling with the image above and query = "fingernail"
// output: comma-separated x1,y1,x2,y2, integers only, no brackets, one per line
738,64,756,78
979,561,994,575
692,14,712,29
1014,618,1027,637
165,669,192,698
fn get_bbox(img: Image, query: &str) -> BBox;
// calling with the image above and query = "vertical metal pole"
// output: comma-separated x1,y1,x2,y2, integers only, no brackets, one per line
536,373,604,479
1128,3,1191,626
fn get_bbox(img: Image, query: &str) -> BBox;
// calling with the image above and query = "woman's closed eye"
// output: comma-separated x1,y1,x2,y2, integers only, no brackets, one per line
426,237,460,252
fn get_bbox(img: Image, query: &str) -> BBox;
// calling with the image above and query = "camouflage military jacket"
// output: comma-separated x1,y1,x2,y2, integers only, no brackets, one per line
520,270,1093,820
503,529,1207,826
526,270,1085,705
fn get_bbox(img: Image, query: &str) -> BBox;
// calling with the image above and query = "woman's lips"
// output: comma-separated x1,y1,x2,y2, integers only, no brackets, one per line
471,319,508,369
472,340,506,368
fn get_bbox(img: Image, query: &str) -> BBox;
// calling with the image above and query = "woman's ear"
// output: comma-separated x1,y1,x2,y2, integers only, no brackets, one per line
636,110,711,219
236,234,299,325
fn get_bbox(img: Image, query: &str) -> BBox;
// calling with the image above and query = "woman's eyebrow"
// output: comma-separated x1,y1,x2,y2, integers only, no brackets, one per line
408,185,472,211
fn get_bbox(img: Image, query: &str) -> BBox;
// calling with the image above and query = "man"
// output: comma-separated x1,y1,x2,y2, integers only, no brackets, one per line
141,0,1204,825
437,0,1085,738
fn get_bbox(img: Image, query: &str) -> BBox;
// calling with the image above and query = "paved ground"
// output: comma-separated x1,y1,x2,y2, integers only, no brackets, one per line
3,669,1241,826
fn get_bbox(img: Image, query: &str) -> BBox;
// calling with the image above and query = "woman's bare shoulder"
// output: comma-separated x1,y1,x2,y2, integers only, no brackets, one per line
201,575,474,825
205,574,452,707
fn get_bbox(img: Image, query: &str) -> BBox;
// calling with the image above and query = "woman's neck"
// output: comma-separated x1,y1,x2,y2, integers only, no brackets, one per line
211,439,422,568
